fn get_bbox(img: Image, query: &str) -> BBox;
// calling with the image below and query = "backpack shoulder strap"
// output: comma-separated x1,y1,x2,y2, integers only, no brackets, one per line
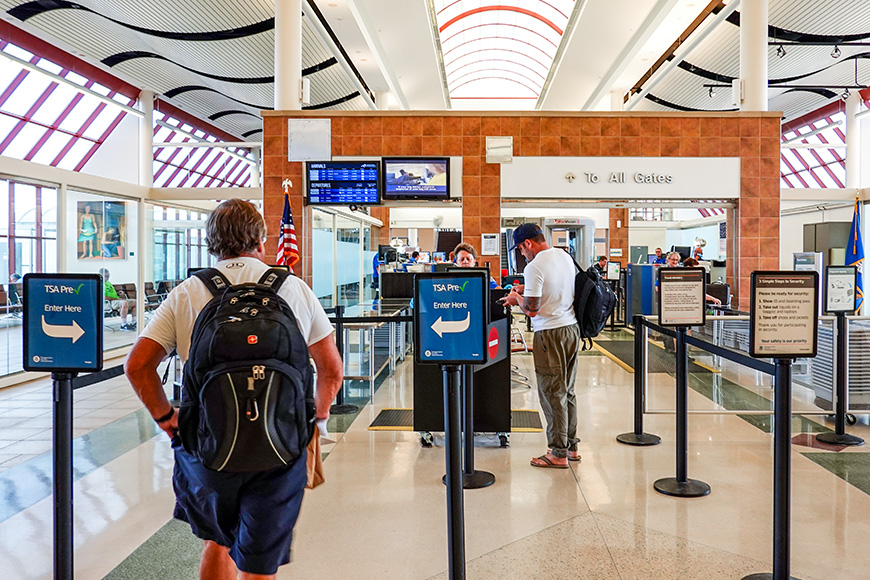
193,268,231,297
257,267,291,291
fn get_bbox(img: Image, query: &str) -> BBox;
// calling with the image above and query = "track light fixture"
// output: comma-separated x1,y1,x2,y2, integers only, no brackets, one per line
708,86,716,98
842,89,851,101
831,45,841,58
776,44,786,58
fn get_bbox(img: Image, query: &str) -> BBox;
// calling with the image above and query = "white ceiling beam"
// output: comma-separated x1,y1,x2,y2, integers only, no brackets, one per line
345,0,410,110
580,0,681,110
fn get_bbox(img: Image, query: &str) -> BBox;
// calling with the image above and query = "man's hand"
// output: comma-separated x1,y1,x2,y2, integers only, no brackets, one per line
315,417,329,440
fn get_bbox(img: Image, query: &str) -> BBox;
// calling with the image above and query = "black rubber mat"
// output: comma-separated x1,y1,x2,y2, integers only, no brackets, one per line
368,408,543,432
596,340,712,374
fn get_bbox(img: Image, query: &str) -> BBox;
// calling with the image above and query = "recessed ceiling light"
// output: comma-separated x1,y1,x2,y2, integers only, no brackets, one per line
360,58,367,62
328,3,338,6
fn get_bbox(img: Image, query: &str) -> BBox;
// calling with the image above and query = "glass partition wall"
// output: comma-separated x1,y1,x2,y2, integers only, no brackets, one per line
0,178,57,377
311,207,374,308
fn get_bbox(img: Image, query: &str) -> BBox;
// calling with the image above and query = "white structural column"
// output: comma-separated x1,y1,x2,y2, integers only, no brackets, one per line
610,90,624,111
139,90,154,187
275,0,303,110
739,0,768,111
375,90,390,110
845,92,861,188
252,147,261,187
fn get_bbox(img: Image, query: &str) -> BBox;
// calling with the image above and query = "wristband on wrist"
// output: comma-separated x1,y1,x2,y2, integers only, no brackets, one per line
154,407,175,424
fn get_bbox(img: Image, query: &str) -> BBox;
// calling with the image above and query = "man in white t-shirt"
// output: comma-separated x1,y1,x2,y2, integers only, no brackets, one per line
502,223,581,469
125,199,343,580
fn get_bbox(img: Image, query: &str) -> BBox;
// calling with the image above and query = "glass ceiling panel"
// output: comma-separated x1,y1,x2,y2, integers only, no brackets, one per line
780,110,849,189
433,0,575,101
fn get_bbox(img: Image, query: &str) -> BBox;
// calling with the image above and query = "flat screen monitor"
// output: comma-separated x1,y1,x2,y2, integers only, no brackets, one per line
417,252,431,263
382,157,450,200
672,245,692,261
432,251,446,262
647,254,658,264
305,160,381,205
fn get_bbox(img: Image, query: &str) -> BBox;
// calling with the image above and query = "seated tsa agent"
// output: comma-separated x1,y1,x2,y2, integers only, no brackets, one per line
453,242,500,289
652,247,667,265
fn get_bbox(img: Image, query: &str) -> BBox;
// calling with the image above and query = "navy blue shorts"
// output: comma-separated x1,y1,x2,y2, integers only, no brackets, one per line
171,439,307,575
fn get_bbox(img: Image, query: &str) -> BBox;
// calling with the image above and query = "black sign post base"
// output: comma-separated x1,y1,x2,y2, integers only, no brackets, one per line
442,366,495,489
617,316,661,446
816,313,864,447
52,371,76,580
742,575,802,580
441,364,466,580
654,327,710,498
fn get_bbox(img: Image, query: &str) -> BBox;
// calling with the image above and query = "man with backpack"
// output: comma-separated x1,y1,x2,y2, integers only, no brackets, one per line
500,223,581,469
125,199,343,579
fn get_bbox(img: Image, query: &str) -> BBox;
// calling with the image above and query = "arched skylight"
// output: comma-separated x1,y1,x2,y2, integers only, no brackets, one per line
434,1,575,102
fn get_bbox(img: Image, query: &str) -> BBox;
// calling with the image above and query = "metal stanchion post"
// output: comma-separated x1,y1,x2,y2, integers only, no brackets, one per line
816,313,863,446
743,359,802,580
442,364,466,580
654,327,710,497
617,316,661,446
331,305,359,415
443,365,495,489
52,371,75,580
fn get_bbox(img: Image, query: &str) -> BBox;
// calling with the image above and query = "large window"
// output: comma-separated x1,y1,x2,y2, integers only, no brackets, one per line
0,178,57,279
151,204,212,282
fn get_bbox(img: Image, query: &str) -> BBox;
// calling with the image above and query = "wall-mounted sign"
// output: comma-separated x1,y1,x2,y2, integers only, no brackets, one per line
288,119,331,161
481,233,499,255
415,272,487,365
825,265,857,314
750,271,818,358
609,248,623,257
23,273,103,373
501,157,740,200
658,268,706,327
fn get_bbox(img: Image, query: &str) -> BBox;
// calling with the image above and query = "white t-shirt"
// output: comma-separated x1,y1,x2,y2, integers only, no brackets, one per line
141,257,334,362
523,248,578,332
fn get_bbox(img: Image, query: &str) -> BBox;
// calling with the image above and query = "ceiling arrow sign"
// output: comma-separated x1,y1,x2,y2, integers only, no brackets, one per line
431,312,470,338
42,316,85,344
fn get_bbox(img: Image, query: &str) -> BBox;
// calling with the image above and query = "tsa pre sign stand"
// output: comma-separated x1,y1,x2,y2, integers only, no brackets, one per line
415,271,487,580
745,271,818,580
23,273,103,580
817,266,863,446
654,268,710,498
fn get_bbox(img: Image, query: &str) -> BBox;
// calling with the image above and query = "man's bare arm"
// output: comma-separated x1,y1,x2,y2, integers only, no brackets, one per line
124,337,175,438
502,290,540,317
308,334,344,418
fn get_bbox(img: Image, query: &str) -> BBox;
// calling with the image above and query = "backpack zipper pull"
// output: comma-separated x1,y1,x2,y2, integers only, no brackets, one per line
247,376,255,391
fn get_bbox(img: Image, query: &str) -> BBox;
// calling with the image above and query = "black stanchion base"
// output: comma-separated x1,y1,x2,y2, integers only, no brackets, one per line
742,574,802,580
616,432,661,446
653,477,711,498
442,470,496,489
816,432,864,446
330,404,359,415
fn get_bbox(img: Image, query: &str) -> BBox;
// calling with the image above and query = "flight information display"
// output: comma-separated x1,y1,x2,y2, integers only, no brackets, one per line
306,161,381,205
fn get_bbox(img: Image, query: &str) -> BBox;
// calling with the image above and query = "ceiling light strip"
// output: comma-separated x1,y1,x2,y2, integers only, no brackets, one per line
625,0,740,110
426,0,451,109
0,49,143,117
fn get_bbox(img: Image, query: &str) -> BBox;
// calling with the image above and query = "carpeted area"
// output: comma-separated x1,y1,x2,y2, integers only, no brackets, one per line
594,340,713,374
368,408,543,432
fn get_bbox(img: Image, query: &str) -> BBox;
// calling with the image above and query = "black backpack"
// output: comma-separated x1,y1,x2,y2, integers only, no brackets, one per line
572,260,617,350
178,268,315,472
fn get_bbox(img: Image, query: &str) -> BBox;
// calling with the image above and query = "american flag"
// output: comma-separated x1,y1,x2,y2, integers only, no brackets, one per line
277,194,299,271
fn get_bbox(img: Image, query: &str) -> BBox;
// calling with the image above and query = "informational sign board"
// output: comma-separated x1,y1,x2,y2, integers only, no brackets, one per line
606,261,621,281
23,273,103,372
825,266,857,314
750,271,818,358
415,272,487,364
658,268,706,327
481,233,499,255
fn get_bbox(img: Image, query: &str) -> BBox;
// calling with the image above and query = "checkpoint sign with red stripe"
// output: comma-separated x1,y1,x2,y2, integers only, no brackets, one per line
488,326,499,359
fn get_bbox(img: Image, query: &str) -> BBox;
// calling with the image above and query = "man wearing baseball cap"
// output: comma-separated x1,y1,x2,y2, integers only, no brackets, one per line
501,223,581,468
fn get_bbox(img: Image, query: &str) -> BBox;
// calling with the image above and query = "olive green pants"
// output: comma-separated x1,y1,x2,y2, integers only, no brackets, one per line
532,324,580,458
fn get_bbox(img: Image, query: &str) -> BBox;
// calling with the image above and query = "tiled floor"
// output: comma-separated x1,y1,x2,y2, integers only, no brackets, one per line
0,329,868,579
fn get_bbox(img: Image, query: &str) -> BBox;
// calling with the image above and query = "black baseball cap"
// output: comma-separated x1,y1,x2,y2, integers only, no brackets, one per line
509,223,543,251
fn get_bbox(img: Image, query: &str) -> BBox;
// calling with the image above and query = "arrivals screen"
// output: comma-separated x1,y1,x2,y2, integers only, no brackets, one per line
306,161,381,205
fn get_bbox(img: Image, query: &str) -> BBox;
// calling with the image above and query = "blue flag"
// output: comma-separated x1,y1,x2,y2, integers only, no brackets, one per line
847,196,864,312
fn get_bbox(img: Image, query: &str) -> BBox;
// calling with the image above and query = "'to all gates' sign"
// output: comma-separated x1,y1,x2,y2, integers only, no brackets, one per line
23,273,103,373
415,272,487,365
